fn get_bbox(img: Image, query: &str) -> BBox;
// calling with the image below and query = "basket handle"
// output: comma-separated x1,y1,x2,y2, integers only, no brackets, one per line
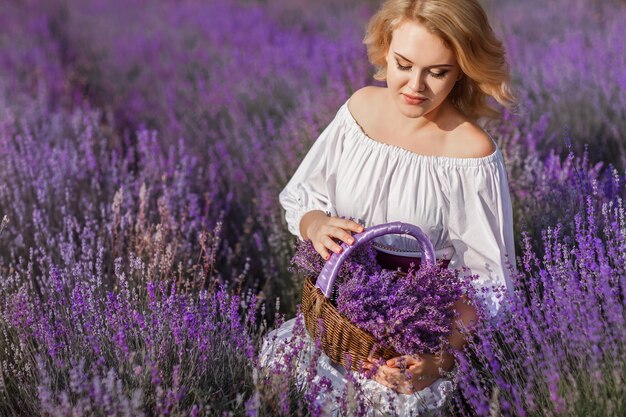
314,221,435,298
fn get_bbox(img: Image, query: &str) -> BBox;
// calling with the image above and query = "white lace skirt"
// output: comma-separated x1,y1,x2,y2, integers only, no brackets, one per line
259,314,457,417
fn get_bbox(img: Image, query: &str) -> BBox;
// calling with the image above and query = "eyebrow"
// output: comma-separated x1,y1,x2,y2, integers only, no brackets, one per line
393,52,454,68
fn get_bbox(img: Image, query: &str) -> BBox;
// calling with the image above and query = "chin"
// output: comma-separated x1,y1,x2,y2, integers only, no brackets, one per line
396,100,430,118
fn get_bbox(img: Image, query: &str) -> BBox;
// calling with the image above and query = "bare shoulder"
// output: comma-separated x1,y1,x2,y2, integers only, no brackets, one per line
446,121,496,159
348,86,385,119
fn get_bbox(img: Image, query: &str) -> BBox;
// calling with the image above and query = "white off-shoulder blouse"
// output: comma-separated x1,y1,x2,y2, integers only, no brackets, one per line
279,98,517,317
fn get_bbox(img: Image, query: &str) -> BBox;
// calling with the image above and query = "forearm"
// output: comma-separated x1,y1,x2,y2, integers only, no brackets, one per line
435,295,479,372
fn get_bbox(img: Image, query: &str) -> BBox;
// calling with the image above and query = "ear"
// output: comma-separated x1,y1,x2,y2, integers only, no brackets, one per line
456,72,464,81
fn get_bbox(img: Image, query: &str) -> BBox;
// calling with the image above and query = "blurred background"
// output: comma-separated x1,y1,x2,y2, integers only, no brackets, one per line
2,0,624,309
0,0,625,415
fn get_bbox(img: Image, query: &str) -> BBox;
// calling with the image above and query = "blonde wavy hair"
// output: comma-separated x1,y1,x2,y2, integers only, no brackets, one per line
364,0,517,120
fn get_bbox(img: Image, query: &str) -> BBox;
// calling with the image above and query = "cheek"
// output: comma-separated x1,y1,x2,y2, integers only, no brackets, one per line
432,78,457,96
386,68,409,87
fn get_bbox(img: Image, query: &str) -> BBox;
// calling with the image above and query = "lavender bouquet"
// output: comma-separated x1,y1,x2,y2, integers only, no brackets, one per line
291,228,477,356
336,261,477,356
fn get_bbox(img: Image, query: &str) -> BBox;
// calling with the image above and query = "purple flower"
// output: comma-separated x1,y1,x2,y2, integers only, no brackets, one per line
335,260,477,356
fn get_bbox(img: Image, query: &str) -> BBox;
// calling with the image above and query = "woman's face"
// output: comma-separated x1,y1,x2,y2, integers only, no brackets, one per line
384,20,462,120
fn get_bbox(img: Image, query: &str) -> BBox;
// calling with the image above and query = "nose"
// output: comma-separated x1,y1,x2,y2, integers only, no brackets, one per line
409,70,426,92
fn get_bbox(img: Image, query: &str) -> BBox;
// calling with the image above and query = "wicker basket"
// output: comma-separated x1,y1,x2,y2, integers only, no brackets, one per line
301,221,436,371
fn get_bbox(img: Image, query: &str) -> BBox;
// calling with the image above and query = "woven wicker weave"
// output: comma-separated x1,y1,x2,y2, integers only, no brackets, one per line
300,222,436,372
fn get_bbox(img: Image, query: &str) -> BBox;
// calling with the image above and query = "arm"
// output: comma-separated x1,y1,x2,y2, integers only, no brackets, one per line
280,104,363,258
446,153,517,318
429,295,479,373
363,295,478,394
278,107,344,241
415,155,515,385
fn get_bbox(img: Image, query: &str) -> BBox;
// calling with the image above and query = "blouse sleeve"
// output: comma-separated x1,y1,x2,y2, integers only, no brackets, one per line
278,107,345,241
445,153,517,318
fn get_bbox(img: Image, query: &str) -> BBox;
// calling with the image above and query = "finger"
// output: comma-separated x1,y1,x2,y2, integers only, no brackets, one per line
371,370,393,384
387,355,410,368
405,355,420,365
348,220,365,234
322,235,343,254
362,358,381,371
378,365,402,378
330,218,365,235
374,372,409,393
378,365,402,376
369,365,416,393
313,241,332,261
328,227,357,246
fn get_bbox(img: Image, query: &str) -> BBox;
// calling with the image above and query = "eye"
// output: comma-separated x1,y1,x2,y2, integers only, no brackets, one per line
395,60,411,72
429,71,448,79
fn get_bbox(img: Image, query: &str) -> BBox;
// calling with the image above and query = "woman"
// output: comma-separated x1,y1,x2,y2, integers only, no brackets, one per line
261,0,517,415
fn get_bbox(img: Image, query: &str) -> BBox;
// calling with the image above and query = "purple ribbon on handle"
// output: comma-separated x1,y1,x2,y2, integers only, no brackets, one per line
315,221,436,298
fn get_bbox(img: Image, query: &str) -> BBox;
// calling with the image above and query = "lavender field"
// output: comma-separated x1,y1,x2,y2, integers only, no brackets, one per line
0,0,625,415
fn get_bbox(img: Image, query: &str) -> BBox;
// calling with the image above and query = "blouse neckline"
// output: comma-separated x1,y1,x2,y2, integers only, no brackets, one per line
341,99,501,167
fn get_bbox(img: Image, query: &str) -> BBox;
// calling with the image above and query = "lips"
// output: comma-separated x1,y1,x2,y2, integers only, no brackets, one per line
403,93,427,100
402,93,428,106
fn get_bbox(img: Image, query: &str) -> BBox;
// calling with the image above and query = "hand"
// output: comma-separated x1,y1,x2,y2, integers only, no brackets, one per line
301,211,364,260
362,354,443,394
